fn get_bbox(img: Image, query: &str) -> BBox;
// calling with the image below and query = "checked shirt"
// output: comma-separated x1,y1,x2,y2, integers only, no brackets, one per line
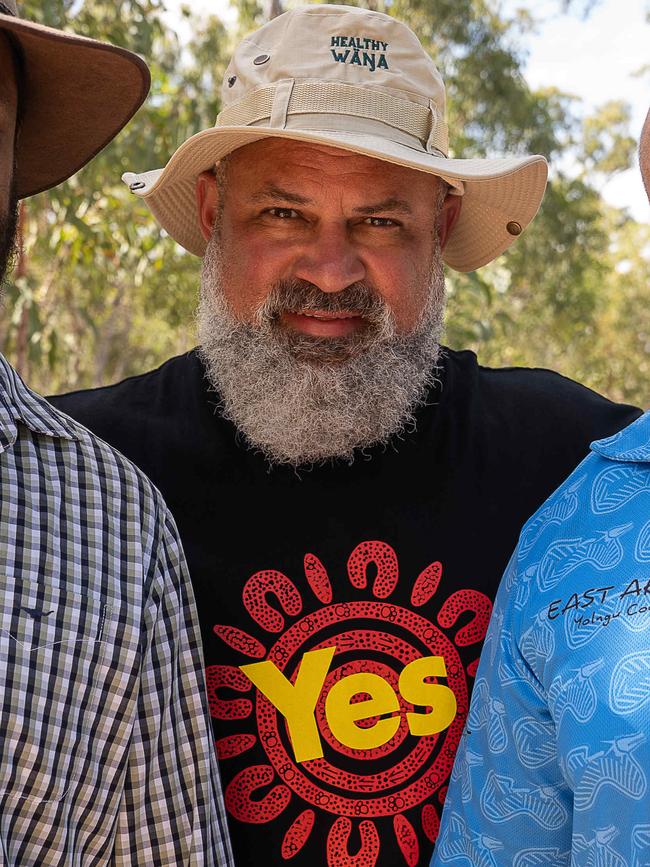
0,353,233,865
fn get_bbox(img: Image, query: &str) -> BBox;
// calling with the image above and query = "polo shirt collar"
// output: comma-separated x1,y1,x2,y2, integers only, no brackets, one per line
591,411,650,464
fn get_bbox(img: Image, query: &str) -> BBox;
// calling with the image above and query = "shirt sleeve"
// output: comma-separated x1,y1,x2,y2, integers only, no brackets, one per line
113,506,234,865
433,465,650,867
431,548,574,866
545,591,650,867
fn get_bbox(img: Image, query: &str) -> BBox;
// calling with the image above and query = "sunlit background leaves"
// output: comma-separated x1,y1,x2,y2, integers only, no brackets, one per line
3,0,649,405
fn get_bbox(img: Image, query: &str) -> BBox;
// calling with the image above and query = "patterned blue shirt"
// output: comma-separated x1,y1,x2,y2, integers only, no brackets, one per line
0,353,234,865
433,411,650,867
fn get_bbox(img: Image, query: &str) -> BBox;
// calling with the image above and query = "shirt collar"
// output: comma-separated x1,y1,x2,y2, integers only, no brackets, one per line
591,412,650,464
0,353,79,451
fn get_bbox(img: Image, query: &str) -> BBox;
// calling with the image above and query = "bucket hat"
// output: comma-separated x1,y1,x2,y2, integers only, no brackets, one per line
0,0,149,198
122,3,547,273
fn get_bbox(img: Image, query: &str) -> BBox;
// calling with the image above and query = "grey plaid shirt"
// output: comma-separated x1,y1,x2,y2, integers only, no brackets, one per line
0,354,233,865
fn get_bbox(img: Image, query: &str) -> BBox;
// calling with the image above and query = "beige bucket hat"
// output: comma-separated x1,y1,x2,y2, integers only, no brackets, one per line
0,0,149,198
122,3,547,273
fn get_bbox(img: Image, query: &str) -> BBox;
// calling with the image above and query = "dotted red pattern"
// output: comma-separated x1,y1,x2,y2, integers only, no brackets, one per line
206,665,252,721
420,804,440,843
243,570,303,632
212,624,266,659
282,810,316,860
225,764,291,823
437,589,492,647
213,542,492,866
327,817,380,867
410,562,443,607
304,554,333,604
393,814,419,867
254,603,467,816
347,541,399,599
216,733,257,760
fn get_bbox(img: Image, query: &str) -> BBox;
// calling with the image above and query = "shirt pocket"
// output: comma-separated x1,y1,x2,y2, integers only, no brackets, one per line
0,574,117,804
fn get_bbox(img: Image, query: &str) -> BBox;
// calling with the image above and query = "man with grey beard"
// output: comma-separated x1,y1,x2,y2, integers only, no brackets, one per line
197,160,448,466
51,6,641,867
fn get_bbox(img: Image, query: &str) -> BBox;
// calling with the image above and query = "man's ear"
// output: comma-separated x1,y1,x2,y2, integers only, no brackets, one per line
196,170,220,241
437,189,462,251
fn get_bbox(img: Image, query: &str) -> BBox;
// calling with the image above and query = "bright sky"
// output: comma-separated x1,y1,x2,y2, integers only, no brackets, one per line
165,0,650,219
504,0,649,219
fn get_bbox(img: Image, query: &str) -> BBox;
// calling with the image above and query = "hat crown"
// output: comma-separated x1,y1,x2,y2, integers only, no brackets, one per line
222,4,446,116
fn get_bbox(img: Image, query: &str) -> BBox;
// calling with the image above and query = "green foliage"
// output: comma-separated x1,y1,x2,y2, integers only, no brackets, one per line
1,0,648,409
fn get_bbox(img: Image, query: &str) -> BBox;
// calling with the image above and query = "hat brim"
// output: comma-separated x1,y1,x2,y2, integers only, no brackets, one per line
0,14,150,198
125,125,547,273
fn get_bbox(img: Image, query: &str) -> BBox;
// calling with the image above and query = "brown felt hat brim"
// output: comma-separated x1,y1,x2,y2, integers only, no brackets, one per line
0,14,149,198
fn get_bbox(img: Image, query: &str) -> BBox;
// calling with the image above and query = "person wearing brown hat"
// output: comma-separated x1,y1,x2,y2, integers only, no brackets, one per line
0,5,233,864
51,6,641,866
432,112,650,867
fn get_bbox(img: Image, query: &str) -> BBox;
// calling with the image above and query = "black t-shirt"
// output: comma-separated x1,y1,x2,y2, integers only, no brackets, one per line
50,348,640,867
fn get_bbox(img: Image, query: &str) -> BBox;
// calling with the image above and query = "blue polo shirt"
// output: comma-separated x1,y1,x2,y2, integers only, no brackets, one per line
433,411,650,867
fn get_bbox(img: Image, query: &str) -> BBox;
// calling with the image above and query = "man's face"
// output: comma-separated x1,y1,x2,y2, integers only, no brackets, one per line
0,36,18,283
196,138,460,466
197,139,458,340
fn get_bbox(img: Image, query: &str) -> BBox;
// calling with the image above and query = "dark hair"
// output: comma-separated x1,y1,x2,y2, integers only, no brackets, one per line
1,30,26,130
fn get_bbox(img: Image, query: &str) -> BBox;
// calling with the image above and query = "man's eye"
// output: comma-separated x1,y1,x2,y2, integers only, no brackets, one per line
268,207,299,219
362,216,397,227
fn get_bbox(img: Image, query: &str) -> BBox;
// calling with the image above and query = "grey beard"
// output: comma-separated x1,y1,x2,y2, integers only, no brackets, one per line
197,234,446,467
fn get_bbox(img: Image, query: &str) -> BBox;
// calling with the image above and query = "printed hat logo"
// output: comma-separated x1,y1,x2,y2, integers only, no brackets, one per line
330,36,389,72
209,541,492,865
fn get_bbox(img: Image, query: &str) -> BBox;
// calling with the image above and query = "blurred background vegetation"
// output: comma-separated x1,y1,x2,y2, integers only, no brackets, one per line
4,0,649,405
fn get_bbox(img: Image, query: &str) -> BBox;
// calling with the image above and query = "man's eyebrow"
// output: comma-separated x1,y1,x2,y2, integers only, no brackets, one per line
353,198,413,216
250,185,312,205
248,188,414,215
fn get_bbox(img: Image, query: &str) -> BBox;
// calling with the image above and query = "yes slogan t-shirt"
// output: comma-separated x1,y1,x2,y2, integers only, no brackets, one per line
50,348,640,867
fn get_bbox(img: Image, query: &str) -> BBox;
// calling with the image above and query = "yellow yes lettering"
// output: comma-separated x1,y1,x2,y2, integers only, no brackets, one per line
241,646,335,762
326,672,400,750
241,647,457,763
398,655,457,736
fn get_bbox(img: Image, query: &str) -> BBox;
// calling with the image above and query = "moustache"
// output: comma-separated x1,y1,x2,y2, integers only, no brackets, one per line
256,279,392,328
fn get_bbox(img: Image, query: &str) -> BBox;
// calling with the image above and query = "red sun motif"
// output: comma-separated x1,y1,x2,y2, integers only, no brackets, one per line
209,541,491,866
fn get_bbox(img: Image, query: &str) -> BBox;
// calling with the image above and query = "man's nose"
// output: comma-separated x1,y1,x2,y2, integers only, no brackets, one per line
293,225,366,293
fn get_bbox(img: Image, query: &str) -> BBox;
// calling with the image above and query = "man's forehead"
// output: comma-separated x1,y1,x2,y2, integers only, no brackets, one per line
228,137,438,198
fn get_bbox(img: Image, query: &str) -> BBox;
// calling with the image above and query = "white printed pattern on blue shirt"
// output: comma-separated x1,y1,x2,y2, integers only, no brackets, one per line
432,411,650,867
